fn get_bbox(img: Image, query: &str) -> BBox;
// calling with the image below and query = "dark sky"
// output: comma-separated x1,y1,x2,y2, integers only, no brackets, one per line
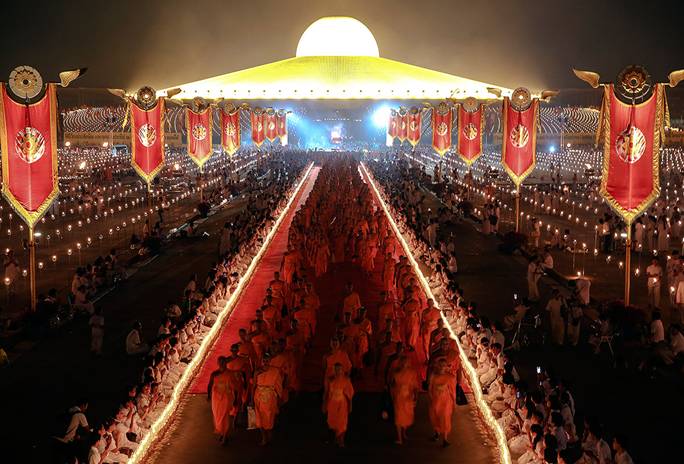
1,0,682,92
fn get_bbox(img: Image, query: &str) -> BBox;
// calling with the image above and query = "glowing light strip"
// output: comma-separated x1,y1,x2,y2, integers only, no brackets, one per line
360,162,512,464
129,162,314,463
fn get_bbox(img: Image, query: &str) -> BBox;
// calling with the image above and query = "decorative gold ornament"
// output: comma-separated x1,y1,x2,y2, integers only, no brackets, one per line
462,97,478,113
615,65,652,103
436,122,449,136
436,101,450,115
191,124,207,141
510,87,532,111
463,123,478,140
138,123,157,147
510,124,529,148
615,125,646,164
136,86,157,109
15,127,46,163
8,66,43,100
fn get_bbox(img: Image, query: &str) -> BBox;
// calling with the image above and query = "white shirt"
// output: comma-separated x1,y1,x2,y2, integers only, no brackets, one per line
671,332,684,356
646,264,662,287
62,408,88,442
651,320,665,343
126,329,142,353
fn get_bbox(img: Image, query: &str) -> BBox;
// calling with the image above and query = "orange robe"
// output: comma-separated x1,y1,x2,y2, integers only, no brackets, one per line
342,292,361,318
428,372,456,435
325,375,354,434
211,371,237,435
254,367,283,430
324,350,352,381
391,367,420,427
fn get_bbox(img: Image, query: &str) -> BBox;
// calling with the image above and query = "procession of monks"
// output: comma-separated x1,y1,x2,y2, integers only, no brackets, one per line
207,157,463,448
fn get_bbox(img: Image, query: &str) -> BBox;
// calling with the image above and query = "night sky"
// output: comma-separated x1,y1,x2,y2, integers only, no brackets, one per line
1,0,682,91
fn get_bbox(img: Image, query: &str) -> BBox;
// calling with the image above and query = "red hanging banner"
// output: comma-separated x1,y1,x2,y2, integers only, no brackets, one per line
276,110,288,145
501,96,538,186
186,107,213,168
457,103,485,166
598,84,666,223
251,108,265,147
397,110,408,143
431,102,452,156
0,84,59,227
264,110,278,142
220,106,241,156
407,108,422,147
130,98,165,183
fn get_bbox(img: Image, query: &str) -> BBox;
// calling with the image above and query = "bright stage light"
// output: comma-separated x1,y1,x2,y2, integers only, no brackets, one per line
372,106,391,129
296,17,380,58
550,145,556,153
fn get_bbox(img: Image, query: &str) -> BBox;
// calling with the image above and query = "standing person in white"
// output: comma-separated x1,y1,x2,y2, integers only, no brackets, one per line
646,258,663,309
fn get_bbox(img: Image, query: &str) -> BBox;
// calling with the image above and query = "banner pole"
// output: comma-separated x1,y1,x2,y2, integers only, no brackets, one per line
147,181,152,209
625,225,632,306
514,190,520,233
28,225,37,312
199,165,204,202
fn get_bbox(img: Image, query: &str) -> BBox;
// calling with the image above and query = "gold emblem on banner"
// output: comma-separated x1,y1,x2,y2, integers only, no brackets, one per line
136,86,157,110
511,87,532,111
463,123,478,141
225,123,236,137
436,102,450,116
615,65,652,104
436,122,449,136
9,66,43,100
138,123,157,147
15,127,46,163
462,97,478,113
409,120,418,132
257,122,263,132
615,126,646,164
192,124,207,141
510,124,529,148
268,121,276,131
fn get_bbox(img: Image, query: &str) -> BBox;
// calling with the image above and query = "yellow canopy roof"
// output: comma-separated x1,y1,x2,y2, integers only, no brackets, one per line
164,55,512,101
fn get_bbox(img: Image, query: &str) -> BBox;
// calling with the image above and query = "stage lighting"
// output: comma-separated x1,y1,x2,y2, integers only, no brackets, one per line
549,145,556,153
372,106,390,128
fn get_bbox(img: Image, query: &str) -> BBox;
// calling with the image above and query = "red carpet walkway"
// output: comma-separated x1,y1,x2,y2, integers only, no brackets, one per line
190,166,320,393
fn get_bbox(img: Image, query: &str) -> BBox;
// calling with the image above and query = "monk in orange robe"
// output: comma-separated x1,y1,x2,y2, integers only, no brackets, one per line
342,282,361,319
208,357,237,444
428,358,456,447
390,356,420,444
420,299,442,357
253,354,283,446
323,338,352,390
324,363,354,447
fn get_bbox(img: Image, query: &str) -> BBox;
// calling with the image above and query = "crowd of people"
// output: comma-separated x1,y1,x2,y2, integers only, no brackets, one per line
53,153,308,463
366,155,637,464
206,157,465,449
